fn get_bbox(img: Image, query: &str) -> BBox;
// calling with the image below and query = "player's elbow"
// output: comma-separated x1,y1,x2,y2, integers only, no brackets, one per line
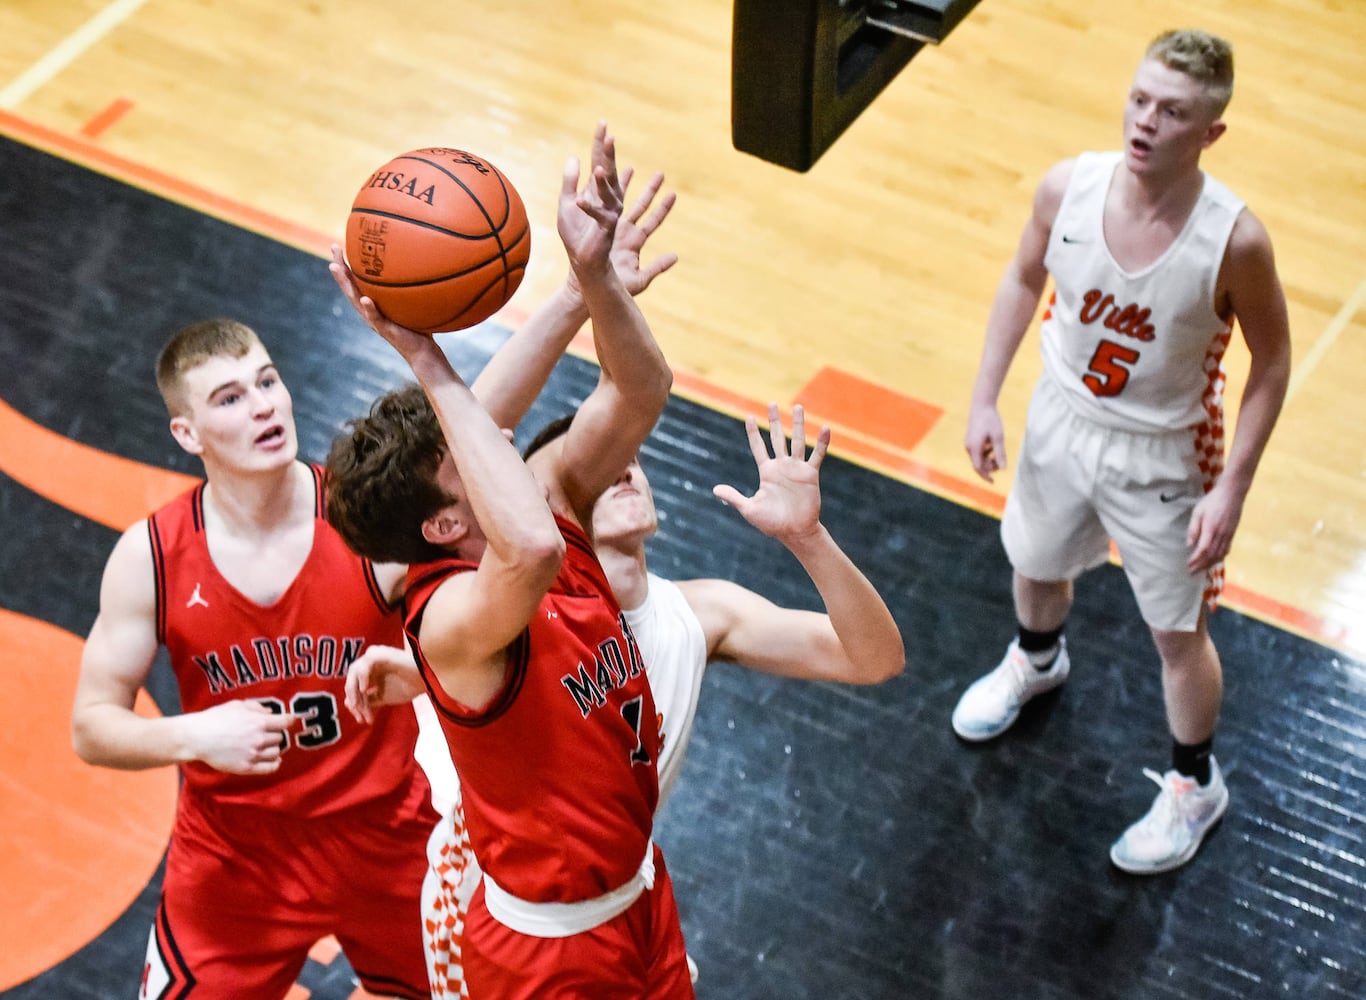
861,645,906,684
70,709,107,765
519,530,567,592
883,648,908,682
634,362,673,415
830,643,904,685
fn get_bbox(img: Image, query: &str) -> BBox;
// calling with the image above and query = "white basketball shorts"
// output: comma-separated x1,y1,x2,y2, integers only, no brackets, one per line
1001,375,1222,632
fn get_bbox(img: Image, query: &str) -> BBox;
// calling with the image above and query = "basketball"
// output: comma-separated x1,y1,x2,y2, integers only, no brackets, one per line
344,147,531,333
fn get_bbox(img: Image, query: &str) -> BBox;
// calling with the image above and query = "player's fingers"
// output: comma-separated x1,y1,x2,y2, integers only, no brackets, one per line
578,196,617,228
767,403,789,459
264,711,297,732
599,130,618,182
808,425,832,467
990,433,1007,473
634,174,669,227
357,295,385,326
966,443,994,483
712,483,748,508
345,679,373,721
1186,518,1217,571
255,730,283,752
1186,508,1203,548
588,120,607,166
641,253,679,283
789,404,807,458
642,191,676,236
561,156,581,198
328,261,358,300
596,164,623,210
743,414,767,464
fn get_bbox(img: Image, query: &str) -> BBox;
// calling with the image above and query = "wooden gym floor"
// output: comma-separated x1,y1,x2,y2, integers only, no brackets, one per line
0,2,1362,998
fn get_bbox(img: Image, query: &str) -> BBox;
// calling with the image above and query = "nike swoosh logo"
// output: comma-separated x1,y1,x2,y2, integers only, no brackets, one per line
1159,492,1182,503
1061,235,1084,244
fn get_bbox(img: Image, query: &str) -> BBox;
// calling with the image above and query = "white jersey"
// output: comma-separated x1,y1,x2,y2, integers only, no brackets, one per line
1040,151,1244,433
622,573,710,806
414,693,460,815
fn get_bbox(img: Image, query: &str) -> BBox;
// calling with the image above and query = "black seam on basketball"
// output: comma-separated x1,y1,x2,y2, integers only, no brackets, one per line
394,154,519,301
348,206,500,242
395,154,509,232
430,261,529,329
352,225,529,289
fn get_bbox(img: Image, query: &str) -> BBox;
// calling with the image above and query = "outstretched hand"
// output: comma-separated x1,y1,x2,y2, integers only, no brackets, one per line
558,121,625,282
609,167,678,295
713,403,830,543
562,164,678,306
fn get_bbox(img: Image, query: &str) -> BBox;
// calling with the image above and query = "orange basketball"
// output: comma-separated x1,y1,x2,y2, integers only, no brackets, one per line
345,148,531,333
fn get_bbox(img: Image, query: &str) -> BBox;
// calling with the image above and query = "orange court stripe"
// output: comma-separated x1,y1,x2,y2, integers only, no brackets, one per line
0,109,334,256
827,432,1006,516
78,96,134,139
1222,582,1347,650
798,366,943,452
0,395,197,531
670,369,769,420
0,609,176,991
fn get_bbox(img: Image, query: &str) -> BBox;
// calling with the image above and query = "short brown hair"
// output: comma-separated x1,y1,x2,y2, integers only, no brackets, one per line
155,318,261,417
325,384,455,565
1146,29,1234,116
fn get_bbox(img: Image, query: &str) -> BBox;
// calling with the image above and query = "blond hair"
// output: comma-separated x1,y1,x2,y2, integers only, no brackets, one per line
1146,29,1234,117
155,318,262,416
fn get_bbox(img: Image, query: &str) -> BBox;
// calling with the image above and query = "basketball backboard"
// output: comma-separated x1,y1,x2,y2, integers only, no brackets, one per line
732,0,984,172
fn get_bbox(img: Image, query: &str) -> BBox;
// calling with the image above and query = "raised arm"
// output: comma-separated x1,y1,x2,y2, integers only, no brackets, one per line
529,123,674,528
472,167,677,430
71,525,296,772
327,253,563,708
686,404,905,683
966,158,1073,482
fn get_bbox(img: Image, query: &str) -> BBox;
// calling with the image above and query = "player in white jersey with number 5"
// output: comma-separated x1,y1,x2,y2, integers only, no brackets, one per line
951,28,1291,874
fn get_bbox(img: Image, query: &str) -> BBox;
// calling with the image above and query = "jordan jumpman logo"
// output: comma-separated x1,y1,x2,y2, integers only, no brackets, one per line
186,583,209,609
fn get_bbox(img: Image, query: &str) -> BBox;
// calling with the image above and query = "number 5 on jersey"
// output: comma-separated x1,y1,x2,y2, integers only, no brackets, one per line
1083,339,1141,397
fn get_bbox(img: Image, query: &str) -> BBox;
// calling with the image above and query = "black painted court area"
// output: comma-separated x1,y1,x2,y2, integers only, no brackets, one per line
1,136,1362,999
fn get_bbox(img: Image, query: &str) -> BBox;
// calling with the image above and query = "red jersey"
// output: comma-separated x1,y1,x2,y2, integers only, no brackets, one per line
150,464,426,815
405,516,660,904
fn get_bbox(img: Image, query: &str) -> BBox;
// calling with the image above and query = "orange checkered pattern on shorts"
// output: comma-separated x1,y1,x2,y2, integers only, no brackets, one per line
425,807,474,999
1194,327,1232,611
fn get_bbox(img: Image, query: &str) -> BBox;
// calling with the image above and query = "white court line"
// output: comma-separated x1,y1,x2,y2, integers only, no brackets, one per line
1285,275,1366,404
0,0,149,110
